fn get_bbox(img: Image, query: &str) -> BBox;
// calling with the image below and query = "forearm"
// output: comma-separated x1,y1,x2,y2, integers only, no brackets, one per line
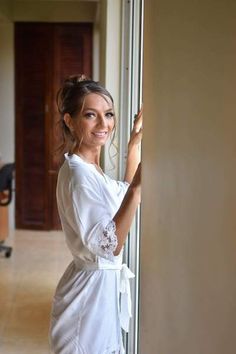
117,106,142,254
113,185,140,256
124,144,141,183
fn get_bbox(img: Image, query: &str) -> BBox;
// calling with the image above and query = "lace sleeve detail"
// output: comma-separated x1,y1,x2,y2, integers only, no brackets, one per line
91,220,118,260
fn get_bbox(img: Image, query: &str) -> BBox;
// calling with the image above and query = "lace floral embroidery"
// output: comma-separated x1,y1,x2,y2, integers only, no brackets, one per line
98,220,118,259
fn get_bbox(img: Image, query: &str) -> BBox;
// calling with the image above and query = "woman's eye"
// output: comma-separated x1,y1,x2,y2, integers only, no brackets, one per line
85,112,95,119
106,112,114,118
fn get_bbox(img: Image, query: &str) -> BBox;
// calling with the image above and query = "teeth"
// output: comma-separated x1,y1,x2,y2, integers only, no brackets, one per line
93,132,107,137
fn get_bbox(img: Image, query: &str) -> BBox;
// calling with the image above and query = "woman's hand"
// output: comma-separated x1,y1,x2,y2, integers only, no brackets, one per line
128,106,143,150
124,106,143,184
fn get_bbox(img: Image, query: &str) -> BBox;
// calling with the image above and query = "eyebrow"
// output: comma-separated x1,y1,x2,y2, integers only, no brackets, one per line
83,108,114,112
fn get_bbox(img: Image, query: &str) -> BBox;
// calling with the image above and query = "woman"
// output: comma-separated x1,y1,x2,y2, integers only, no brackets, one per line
50,75,142,354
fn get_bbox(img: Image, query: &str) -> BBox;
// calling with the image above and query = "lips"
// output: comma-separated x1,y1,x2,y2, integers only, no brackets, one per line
92,131,108,137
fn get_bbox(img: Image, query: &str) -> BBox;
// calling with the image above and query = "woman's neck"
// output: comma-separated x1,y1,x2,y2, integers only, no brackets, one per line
74,146,101,166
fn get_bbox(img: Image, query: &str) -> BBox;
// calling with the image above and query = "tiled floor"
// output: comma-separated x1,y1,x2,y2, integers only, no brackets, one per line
0,229,71,354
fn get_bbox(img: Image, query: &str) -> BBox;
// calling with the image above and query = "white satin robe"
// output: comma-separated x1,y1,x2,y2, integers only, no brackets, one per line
49,153,134,354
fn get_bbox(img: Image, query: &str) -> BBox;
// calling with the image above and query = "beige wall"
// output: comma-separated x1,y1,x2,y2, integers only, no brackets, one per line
0,0,12,21
140,1,236,353
12,1,97,22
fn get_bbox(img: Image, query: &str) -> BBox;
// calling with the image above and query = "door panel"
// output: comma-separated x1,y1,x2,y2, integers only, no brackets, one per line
15,22,93,230
15,23,51,229
49,24,93,229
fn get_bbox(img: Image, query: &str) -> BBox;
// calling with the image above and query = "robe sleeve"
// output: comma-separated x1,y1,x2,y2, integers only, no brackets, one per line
116,180,130,196
70,183,118,261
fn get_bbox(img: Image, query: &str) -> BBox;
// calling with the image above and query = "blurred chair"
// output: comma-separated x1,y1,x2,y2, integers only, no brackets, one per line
0,163,15,258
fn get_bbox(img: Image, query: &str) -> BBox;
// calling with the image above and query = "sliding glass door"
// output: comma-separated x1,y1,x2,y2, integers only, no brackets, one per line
119,1,144,353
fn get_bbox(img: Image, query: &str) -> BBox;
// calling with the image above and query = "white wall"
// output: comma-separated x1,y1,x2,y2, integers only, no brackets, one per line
0,22,15,229
99,0,121,178
0,23,14,163
140,1,236,353
92,3,100,82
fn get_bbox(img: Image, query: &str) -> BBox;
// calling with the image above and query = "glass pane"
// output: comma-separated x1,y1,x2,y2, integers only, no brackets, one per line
119,1,144,353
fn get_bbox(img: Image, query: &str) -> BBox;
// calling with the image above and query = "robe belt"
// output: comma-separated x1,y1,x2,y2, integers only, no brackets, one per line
74,260,135,333
119,263,135,332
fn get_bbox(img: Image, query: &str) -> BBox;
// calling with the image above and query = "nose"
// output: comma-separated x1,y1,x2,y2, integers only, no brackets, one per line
97,114,107,127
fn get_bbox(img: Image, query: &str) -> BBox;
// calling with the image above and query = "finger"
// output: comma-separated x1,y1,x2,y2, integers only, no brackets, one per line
134,104,143,120
134,127,143,136
134,118,143,132
136,113,143,125
138,104,143,117
135,111,143,127
129,130,142,146
137,104,143,115
138,128,143,137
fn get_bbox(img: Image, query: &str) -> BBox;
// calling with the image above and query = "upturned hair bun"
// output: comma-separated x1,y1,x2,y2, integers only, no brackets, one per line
77,74,91,82
64,74,91,86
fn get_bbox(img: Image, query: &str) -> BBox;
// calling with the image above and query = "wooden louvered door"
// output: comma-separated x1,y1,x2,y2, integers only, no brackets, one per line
15,23,52,230
49,23,93,230
15,23,93,230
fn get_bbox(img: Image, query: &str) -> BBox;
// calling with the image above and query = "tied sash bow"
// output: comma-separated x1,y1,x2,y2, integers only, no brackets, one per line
119,264,135,332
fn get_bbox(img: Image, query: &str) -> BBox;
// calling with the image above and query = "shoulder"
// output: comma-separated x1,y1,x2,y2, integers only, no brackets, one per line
62,153,100,188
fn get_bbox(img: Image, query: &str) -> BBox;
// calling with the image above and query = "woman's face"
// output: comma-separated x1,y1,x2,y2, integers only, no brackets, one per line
67,93,115,149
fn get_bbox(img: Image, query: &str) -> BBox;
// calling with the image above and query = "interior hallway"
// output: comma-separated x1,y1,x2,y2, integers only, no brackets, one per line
0,230,71,354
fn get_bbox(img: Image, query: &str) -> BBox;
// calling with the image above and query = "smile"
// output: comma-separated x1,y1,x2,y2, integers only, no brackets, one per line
92,132,108,137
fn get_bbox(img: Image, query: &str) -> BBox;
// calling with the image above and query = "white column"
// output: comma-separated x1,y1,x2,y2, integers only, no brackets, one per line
0,22,14,229
99,0,122,179
0,22,14,163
